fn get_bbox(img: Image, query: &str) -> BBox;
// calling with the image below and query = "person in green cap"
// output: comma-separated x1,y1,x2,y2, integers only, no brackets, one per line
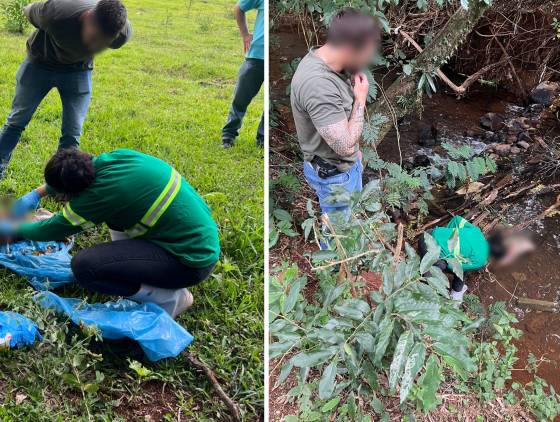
221,0,264,148
0,149,220,319
419,215,533,302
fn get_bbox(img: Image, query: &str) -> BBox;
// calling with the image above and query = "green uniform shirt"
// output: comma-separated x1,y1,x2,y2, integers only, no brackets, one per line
26,0,132,71
432,216,489,271
17,149,220,268
290,48,357,172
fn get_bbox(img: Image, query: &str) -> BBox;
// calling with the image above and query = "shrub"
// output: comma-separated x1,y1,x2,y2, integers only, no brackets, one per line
2,0,30,34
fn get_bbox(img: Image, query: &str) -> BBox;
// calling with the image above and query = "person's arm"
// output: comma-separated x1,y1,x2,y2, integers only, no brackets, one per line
24,1,49,29
316,73,369,157
110,20,133,49
235,1,253,54
16,212,83,242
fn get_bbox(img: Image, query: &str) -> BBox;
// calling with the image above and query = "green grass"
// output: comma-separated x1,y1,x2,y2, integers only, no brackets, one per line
0,0,264,420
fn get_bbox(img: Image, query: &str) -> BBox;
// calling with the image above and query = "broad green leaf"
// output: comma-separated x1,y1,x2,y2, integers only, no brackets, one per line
318,361,338,400
403,63,413,75
312,250,337,261
269,341,294,359
433,341,476,374
424,326,468,348
356,332,376,353
389,330,413,392
417,354,442,412
283,278,304,313
275,361,294,387
420,233,441,274
374,317,394,364
382,267,394,295
334,305,365,320
273,208,292,222
291,350,335,368
362,359,379,389
446,258,464,281
371,395,385,414
323,283,347,308
394,261,407,289
426,276,450,298
371,290,383,304
321,396,341,413
399,342,426,403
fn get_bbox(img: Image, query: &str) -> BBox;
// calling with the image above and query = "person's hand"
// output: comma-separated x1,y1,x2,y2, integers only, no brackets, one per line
243,33,253,54
12,190,41,218
352,72,370,104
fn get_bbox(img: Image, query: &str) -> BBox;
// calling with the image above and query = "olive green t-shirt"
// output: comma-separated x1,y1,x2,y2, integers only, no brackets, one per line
26,0,132,71
18,149,220,268
290,49,357,171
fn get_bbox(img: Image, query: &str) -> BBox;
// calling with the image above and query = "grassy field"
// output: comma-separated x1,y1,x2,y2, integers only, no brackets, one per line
0,0,264,420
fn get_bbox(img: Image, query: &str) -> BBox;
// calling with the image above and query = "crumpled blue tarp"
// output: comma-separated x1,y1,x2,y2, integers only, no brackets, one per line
0,240,75,290
0,311,42,349
35,291,194,362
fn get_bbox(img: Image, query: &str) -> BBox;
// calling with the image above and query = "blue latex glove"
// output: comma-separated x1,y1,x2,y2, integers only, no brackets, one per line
12,190,41,218
0,220,16,238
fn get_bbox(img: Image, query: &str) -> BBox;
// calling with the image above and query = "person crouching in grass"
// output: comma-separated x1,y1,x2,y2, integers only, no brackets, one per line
2,149,220,319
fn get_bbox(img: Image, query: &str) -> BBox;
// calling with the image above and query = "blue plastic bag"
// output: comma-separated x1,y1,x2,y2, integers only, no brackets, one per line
35,291,194,362
0,311,42,349
0,240,75,290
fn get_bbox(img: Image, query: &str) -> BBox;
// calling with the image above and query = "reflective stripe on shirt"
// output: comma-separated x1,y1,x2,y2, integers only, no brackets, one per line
125,168,182,238
62,203,95,230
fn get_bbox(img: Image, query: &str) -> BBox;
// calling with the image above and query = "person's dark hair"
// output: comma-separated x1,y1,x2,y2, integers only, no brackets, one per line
44,149,96,198
488,231,507,260
327,8,381,50
92,0,127,39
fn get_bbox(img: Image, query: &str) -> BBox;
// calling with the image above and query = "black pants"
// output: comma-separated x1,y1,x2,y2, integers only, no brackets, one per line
222,58,264,143
418,233,465,292
71,239,215,296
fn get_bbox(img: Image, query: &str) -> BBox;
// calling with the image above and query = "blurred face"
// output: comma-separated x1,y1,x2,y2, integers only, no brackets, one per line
341,40,377,73
81,11,114,54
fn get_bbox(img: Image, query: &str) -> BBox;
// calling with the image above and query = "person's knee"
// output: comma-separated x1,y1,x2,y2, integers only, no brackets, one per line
71,249,95,285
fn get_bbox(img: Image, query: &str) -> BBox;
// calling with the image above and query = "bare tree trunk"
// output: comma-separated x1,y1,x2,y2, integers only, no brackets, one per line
368,1,492,147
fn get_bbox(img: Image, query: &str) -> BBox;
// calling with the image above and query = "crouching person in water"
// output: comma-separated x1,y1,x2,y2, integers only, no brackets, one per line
419,215,533,302
5,149,220,318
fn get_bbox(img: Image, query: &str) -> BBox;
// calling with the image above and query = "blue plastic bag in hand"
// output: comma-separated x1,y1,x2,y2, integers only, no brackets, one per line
0,312,42,349
0,240,75,290
35,291,194,362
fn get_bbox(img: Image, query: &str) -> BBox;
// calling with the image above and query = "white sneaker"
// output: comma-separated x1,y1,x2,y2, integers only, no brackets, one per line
451,285,468,302
129,285,194,318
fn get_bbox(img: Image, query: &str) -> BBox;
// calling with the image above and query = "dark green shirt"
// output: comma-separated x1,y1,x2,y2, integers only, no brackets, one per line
18,149,220,268
432,216,489,271
26,0,132,71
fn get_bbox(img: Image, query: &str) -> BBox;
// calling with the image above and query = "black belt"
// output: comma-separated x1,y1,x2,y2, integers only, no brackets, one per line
311,157,343,179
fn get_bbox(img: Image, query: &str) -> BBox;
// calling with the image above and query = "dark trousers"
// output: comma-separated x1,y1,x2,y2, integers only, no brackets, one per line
70,239,215,297
418,233,465,292
0,59,92,172
222,58,264,144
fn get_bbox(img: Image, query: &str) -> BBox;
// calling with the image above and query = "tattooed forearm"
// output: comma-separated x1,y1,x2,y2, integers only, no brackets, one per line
317,102,365,157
